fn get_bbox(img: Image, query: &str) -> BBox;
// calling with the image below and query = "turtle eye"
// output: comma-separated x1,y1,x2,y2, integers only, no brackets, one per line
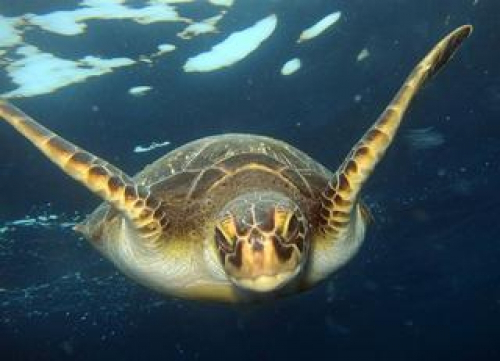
215,214,238,253
284,214,300,241
274,209,302,243
281,214,306,252
215,227,235,252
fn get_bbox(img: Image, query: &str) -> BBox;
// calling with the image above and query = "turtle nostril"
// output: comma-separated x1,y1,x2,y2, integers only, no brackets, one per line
252,239,264,252
249,231,264,251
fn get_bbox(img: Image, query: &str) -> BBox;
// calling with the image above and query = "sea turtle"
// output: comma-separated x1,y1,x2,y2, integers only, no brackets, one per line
0,25,471,302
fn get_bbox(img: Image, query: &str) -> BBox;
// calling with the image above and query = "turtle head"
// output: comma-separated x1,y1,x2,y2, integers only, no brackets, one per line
214,192,309,294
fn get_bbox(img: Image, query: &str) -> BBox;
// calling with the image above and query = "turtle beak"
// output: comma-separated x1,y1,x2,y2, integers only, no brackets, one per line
223,229,303,293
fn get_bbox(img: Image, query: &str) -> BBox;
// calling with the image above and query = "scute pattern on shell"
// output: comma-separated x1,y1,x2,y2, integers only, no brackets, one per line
134,134,332,202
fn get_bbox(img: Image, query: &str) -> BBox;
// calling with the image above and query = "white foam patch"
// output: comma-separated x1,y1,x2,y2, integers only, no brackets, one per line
157,43,176,53
141,43,176,63
0,16,23,49
183,14,277,72
178,12,225,39
209,0,234,7
356,48,370,62
2,45,135,98
134,140,171,153
298,11,341,43
128,86,152,96
27,0,188,36
281,58,301,75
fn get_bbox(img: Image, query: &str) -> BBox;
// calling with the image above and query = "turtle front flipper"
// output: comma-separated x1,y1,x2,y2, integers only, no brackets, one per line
0,100,169,242
319,25,472,235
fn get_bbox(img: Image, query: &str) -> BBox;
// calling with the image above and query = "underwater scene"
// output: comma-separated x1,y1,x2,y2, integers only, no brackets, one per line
0,0,499,359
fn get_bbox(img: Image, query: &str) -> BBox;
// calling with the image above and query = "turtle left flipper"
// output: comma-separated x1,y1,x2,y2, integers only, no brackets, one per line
319,25,472,236
0,99,169,243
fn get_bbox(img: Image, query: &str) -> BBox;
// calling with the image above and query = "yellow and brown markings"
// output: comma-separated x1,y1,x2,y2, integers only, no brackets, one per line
0,99,169,242
207,154,296,195
319,25,472,235
139,133,331,200
215,200,308,272
148,147,326,207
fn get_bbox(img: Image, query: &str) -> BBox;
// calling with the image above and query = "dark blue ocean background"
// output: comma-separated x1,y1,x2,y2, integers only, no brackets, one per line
1,0,499,359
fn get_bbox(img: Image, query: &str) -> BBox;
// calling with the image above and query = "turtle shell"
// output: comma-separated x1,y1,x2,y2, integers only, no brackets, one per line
81,133,333,242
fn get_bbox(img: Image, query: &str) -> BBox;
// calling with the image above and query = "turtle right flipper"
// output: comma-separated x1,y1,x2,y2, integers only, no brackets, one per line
319,25,472,235
0,99,169,243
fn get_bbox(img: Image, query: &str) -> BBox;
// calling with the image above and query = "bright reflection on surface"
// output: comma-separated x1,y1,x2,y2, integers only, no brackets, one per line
2,45,135,98
183,14,278,72
0,2,342,97
297,11,341,43
281,58,301,75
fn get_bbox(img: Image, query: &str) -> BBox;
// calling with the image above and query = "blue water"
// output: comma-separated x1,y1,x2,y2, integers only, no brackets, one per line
1,0,499,360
